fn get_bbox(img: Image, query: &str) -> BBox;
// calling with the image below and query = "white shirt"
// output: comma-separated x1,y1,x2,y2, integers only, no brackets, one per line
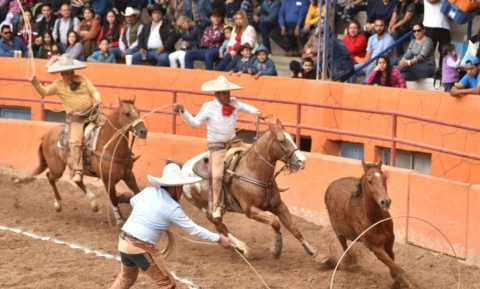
147,21,163,49
181,97,259,143
53,17,80,43
119,23,144,50
122,187,220,244
423,0,450,30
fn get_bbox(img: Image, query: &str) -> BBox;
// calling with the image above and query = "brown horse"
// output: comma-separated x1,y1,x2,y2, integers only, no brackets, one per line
325,159,412,287
29,97,147,225
181,120,328,264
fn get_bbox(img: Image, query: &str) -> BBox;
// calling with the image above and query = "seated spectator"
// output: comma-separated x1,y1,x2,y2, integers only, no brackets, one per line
450,56,480,97
96,9,123,56
52,4,80,53
87,37,116,63
229,42,254,75
366,55,406,87
342,0,368,23
77,7,101,59
33,4,57,52
364,0,397,34
168,15,202,68
289,57,316,79
215,10,258,71
38,30,60,59
461,27,480,66
270,0,309,57
250,44,277,78
0,24,28,57
290,60,301,78
184,0,212,32
301,26,319,62
167,0,186,25
132,4,176,66
388,0,417,58
114,7,144,60
65,31,85,60
442,43,461,92
252,0,280,54
16,9,38,47
398,22,435,81
300,0,320,46
184,9,224,70
342,20,367,63
219,24,233,60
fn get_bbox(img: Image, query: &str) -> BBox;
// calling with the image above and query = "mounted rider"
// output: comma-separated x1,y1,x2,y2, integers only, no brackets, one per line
30,54,102,183
174,75,262,220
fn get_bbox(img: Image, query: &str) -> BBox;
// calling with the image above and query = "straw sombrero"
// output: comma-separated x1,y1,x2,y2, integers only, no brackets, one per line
201,75,243,92
147,163,201,186
122,7,141,17
47,54,86,74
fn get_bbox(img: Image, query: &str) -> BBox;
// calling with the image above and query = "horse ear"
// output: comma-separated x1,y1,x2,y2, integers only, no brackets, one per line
117,96,121,105
132,95,136,104
362,159,367,171
276,119,284,129
376,157,382,169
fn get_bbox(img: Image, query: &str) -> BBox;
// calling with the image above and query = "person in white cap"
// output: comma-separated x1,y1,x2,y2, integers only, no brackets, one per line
110,163,234,289
112,7,144,59
173,75,262,220
30,54,102,182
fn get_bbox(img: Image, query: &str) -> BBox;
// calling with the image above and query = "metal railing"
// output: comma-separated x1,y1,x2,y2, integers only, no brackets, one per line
2,76,480,166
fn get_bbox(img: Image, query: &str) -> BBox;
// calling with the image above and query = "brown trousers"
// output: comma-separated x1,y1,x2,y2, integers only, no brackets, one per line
67,116,84,175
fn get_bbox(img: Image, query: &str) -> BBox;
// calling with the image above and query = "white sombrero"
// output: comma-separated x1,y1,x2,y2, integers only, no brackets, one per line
201,75,243,92
47,54,86,74
122,7,141,17
147,163,201,186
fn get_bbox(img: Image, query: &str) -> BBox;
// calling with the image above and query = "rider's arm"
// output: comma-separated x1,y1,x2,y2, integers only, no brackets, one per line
82,76,101,103
169,206,221,242
179,103,210,128
31,78,58,97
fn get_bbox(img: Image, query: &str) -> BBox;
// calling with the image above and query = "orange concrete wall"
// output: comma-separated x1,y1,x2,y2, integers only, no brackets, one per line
1,118,479,266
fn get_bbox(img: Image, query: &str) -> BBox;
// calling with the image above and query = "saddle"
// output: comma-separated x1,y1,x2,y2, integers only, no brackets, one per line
193,147,247,213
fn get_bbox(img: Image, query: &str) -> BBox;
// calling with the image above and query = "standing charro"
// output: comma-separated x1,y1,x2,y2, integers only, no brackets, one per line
174,75,262,220
30,54,102,182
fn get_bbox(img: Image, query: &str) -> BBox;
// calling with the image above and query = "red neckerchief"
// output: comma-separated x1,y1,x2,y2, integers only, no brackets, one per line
222,104,236,116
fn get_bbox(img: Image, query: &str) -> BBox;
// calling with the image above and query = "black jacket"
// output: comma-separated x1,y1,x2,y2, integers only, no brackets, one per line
138,20,176,52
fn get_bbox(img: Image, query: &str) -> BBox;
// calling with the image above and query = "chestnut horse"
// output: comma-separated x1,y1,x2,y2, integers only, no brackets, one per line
181,120,328,264
29,97,147,225
325,159,412,287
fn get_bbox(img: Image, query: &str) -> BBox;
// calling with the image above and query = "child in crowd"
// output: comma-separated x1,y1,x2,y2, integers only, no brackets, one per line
442,43,461,92
218,24,233,60
290,60,302,78
289,58,316,79
249,44,277,79
230,43,255,76
87,37,116,63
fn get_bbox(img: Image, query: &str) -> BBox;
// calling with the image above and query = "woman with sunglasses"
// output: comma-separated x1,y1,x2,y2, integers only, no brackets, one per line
398,22,435,81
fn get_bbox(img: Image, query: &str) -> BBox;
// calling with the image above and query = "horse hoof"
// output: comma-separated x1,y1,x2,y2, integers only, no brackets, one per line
54,201,62,212
270,248,282,259
90,204,99,213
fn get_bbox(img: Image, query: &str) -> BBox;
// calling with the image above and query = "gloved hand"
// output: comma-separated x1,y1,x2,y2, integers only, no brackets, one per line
173,103,184,113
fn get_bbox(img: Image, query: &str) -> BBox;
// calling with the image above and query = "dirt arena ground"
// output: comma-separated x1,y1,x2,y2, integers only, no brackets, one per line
1,174,480,289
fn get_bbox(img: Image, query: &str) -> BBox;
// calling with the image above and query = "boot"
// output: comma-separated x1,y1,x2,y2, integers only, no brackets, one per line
110,264,139,289
69,146,83,182
145,265,176,289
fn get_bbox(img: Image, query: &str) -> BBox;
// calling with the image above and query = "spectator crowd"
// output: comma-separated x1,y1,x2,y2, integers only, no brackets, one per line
0,0,478,94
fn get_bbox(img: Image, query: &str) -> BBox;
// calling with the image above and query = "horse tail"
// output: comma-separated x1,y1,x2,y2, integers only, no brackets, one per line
31,143,48,176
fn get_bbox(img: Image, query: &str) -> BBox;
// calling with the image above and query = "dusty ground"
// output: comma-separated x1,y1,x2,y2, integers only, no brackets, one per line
1,174,479,289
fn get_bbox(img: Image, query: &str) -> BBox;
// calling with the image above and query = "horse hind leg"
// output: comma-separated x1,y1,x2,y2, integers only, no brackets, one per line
74,181,99,212
244,206,284,259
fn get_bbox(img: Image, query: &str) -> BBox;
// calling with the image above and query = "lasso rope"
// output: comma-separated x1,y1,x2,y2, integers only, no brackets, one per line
169,230,271,289
330,215,461,289
16,0,35,78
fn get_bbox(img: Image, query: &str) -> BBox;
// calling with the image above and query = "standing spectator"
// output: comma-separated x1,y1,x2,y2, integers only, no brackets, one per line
251,0,280,54
388,0,417,58
87,37,116,62
229,42,254,75
185,0,212,32
250,43,277,78
184,9,224,70
16,9,38,46
96,9,123,55
65,31,85,60
34,4,57,48
398,22,435,81
132,4,176,66
77,7,101,59
300,0,320,46
114,7,143,60
215,10,258,72
450,56,480,97
366,55,406,87
270,0,309,57
442,43,461,92
342,20,367,63
168,15,201,68
52,4,81,53
364,0,397,34
37,30,60,59
423,0,450,70
0,24,28,57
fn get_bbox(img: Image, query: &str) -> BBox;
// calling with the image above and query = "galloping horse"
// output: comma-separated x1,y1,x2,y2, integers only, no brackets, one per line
325,159,412,287
29,97,147,225
181,119,328,264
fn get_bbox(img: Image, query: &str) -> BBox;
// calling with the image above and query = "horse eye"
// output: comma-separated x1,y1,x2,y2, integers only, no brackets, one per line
125,112,130,117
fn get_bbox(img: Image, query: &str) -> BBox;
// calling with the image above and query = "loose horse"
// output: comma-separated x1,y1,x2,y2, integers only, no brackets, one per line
325,159,412,287
181,119,327,264
29,97,147,225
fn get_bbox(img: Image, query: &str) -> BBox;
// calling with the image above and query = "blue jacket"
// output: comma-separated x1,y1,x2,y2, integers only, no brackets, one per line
278,0,309,28
256,0,281,23
0,37,28,57
91,0,112,17
185,0,212,25
251,44,277,76
179,25,202,50
233,55,255,73
87,50,116,63
332,38,355,81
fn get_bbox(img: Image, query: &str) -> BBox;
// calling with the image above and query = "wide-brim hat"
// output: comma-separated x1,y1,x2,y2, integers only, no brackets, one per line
47,54,86,74
236,42,252,54
122,7,140,17
201,75,243,92
147,163,201,186
149,4,166,16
